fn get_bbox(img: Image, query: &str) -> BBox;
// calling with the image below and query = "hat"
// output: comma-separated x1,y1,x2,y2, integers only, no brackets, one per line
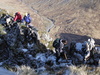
25,13,28,16
18,12,21,14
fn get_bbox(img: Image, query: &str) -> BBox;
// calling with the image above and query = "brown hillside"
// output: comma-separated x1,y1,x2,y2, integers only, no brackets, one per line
21,0,100,44
0,0,100,44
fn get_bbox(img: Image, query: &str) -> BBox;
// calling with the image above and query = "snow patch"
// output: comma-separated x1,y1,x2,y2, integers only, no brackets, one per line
27,43,35,49
22,49,28,52
36,53,47,62
0,62,3,66
0,67,16,75
76,43,82,51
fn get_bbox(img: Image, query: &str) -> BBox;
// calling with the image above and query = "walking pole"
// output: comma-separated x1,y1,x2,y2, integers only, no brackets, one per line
64,52,67,60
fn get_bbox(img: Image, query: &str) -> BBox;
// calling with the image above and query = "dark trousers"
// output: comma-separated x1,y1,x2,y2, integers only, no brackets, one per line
55,48,61,62
25,22,30,26
55,48,60,62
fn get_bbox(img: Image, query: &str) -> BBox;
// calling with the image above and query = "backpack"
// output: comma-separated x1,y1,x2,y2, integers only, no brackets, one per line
53,38,61,49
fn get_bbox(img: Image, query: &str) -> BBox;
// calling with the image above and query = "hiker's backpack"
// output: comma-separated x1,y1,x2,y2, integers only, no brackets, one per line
53,38,61,49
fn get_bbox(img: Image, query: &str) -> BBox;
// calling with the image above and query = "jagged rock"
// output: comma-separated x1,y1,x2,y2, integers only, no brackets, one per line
0,12,100,75
0,13,48,69
4,24,20,47
74,52,83,62
45,60,54,66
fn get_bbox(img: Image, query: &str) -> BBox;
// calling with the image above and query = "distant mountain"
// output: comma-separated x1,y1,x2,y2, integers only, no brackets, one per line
21,0,100,44
0,0,100,44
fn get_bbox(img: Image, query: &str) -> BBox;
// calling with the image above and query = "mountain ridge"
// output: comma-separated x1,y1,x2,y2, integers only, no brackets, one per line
0,0,100,44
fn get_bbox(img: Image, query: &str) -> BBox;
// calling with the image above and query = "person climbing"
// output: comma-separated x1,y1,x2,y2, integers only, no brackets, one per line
14,12,22,23
83,38,95,63
62,41,69,59
22,13,32,26
53,38,67,64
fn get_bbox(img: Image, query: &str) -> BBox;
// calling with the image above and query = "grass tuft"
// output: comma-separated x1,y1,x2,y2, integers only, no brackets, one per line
17,65,37,75
0,24,6,35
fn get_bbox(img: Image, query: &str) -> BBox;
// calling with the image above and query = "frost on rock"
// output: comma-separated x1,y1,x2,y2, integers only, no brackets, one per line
36,53,47,62
0,13,99,75
22,49,28,52
76,43,82,51
0,67,16,75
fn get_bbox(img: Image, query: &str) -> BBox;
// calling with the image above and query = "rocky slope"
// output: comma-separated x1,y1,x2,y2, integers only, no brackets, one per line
0,13,99,74
0,1,100,74
0,12,48,74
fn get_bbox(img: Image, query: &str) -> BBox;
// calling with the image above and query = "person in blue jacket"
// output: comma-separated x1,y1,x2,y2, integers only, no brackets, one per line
23,13,32,26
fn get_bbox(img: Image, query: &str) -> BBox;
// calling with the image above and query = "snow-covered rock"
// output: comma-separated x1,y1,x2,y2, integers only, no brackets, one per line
22,49,28,52
0,67,16,75
76,43,82,51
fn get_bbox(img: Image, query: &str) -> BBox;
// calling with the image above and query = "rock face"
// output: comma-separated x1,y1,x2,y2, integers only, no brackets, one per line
0,13,47,67
0,11,100,75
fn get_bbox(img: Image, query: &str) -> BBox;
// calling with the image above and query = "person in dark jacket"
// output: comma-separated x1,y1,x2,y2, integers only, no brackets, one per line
14,12,22,22
53,38,67,63
22,13,32,26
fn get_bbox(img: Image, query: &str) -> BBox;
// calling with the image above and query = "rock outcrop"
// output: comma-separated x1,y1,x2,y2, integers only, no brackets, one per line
0,13,47,68
0,10,99,75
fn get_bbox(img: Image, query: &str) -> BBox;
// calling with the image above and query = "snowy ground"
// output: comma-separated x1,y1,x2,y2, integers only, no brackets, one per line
0,67,16,75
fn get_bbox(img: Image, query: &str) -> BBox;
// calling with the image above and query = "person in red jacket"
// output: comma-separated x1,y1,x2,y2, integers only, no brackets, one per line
14,12,22,22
